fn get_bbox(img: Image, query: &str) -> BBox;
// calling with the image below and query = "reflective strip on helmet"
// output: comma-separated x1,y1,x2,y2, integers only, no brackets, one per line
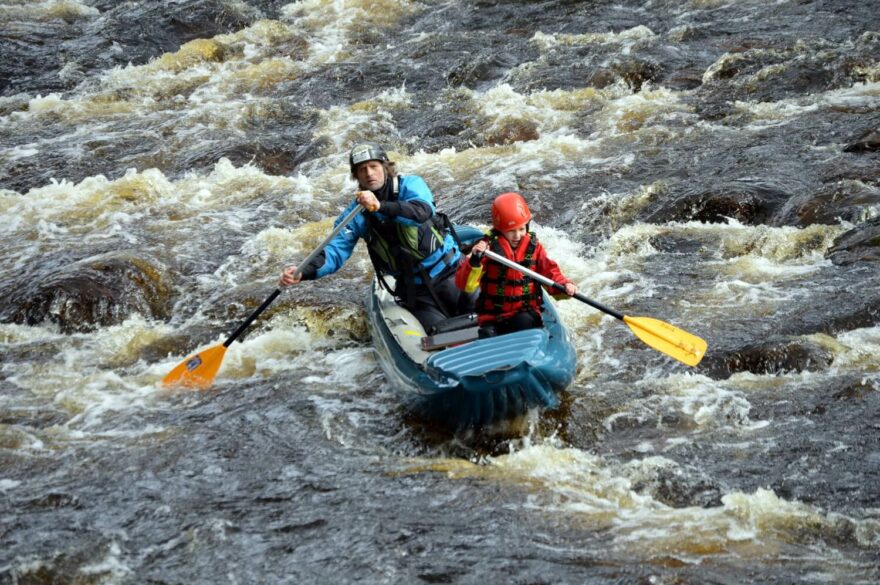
351,144,385,166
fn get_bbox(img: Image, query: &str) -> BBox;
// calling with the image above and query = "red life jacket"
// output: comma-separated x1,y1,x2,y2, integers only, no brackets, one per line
477,232,543,322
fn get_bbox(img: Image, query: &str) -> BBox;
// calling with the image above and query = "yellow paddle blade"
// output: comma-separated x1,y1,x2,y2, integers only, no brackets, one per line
623,316,707,367
161,344,227,390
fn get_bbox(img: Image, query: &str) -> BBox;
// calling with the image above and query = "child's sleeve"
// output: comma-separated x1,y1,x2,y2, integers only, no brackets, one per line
455,253,484,293
535,244,572,289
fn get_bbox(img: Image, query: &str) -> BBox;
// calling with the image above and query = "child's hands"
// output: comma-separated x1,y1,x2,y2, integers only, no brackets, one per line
564,282,578,296
470,240,488,256
469,240,488,266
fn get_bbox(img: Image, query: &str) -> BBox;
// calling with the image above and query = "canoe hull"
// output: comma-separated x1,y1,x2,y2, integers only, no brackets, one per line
368,277,576,430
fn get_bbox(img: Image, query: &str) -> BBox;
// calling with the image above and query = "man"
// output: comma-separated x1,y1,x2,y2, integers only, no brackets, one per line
279,143,472,332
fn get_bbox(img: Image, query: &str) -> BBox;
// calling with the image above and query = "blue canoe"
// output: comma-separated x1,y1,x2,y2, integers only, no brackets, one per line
367,229,577,430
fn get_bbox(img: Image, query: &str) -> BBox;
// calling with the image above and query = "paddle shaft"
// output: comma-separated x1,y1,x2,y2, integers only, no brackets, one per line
480,249,624,321
222,204,365,347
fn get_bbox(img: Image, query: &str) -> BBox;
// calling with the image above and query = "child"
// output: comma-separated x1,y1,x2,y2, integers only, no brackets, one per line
456,192,577,337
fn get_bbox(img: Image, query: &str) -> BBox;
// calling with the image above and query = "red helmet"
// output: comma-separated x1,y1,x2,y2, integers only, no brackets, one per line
491,192,532,231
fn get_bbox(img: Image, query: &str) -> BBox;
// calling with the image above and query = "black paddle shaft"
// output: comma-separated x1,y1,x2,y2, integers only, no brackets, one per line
223,289,281,347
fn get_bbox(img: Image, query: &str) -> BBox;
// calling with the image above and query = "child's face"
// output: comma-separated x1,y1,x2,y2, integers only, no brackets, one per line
501,226,528,248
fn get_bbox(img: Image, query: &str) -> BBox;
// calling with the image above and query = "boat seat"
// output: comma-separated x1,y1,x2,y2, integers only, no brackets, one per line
421,327,479,351
373,277,428,359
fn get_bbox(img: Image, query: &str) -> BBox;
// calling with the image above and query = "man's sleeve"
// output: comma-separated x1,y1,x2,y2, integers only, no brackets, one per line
312,202,368,279
379,175,435,225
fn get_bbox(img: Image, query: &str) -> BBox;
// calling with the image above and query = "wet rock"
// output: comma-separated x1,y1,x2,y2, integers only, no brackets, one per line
833,379,877,401
843,128,880,152
393,104,482,153
639,180,792,225
699,40,865,103
701,337,834,380
772,275,880,337
612,59,662,93
221,135,328,177
199,279,370,344
782,181,880,225
0,252,175,334
483,119,540,146
2,0,259,96
629,460,724,508
139,324,226,365
447,51,520,89
662,66,705,91
693,100,738,122
586,68,618,89
826,216,880,265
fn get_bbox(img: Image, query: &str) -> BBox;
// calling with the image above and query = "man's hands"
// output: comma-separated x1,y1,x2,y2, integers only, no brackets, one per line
278,266,302,287
356,190,380,212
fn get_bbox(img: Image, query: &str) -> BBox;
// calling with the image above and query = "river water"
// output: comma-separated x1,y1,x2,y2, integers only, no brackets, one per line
2,0,879,583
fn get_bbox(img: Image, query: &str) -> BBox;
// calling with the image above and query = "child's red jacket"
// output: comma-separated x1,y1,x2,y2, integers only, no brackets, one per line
455,232,572,325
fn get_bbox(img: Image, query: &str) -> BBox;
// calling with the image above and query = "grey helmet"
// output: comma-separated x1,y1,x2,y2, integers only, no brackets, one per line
349,143,389,173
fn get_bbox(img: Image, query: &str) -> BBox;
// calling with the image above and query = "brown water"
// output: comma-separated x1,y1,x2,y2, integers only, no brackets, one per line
1,0,879,583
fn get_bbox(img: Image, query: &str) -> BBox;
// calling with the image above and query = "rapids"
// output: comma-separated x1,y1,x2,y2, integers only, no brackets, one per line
1,0,879,583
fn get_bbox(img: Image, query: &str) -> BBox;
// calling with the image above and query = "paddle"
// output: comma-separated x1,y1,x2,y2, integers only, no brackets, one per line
162,204,365,389
480,249,707,367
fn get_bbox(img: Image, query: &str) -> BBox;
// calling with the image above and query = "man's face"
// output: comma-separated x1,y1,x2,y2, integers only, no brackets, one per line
355,160,386,191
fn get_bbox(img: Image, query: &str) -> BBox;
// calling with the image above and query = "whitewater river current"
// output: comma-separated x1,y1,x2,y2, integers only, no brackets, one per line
1,0,879,583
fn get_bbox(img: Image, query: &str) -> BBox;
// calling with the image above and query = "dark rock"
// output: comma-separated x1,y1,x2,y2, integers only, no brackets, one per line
827,216,880,265
483,119,540,146
447,51,520,89
782,181,880,225
639,180,792,225
0,252,175,333
701,337,834,380
1,0,259,97
612,59,662,93
662,66,704,90
833,379,877,401
630,461,724,508
843,128,880,153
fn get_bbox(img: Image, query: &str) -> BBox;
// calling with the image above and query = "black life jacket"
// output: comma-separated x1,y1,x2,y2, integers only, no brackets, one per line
364,177,460,314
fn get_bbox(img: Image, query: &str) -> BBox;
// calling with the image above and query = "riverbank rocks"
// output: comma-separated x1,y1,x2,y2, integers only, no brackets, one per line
0,252,174,334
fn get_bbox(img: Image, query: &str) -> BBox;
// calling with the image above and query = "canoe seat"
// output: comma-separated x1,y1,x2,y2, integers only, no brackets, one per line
421,327,480,351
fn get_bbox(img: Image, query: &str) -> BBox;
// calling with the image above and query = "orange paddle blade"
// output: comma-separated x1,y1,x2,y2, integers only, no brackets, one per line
162,344,228,390
623,316,707,367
